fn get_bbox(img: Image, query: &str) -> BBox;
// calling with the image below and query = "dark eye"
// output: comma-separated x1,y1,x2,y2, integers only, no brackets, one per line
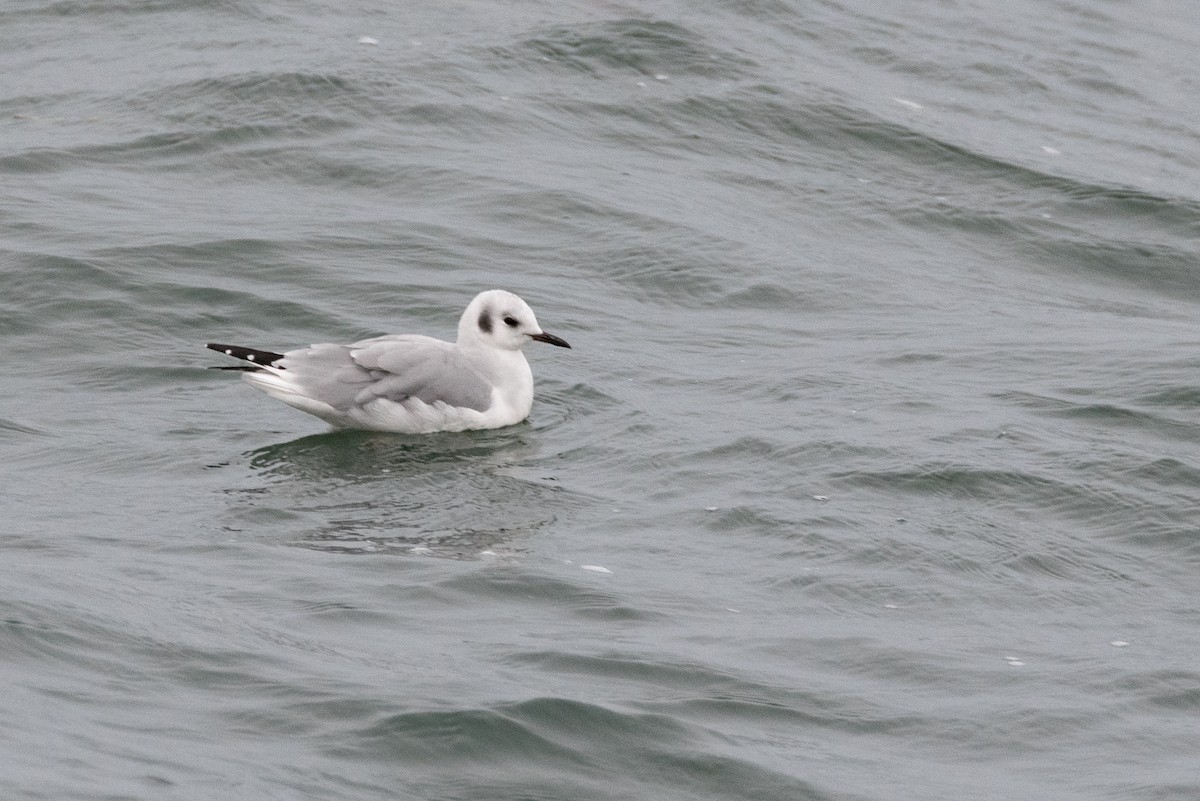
503,316,518,328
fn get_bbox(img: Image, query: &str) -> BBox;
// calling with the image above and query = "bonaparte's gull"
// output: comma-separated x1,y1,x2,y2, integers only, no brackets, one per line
207,289,570,433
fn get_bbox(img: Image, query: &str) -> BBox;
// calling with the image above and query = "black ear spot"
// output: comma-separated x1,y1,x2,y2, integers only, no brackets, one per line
478,309,492,334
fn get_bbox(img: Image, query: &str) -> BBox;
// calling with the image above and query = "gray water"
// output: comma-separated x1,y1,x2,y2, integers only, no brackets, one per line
2,1,1198,799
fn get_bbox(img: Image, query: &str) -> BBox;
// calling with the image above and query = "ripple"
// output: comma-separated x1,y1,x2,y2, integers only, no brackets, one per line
506,18,758,80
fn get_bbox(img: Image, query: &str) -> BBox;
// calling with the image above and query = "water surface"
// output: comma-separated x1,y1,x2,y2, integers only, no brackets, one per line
2,1,1199,799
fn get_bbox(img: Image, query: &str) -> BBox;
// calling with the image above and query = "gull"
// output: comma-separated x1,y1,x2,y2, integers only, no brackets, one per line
207,289,570,433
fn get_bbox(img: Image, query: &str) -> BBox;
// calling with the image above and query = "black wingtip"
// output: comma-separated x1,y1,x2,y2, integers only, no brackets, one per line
206,343,286,367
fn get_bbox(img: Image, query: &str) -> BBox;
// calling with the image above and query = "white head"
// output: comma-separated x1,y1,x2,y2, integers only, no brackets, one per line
457,289,571,351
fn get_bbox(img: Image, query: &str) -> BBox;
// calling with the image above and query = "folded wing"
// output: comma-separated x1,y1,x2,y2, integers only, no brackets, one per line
349,336,493,412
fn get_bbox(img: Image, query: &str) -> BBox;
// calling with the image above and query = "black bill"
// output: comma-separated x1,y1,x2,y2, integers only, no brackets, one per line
530,331,571,349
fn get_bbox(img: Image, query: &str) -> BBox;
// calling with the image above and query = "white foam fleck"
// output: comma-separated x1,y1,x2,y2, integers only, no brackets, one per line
893,97,923,110
1041,145,1060,155
813,495,829,501
581,565,612,574
1111,640,1129,647
358,36,379,45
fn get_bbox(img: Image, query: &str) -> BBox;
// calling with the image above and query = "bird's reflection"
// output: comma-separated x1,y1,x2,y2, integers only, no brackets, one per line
221,426,574,558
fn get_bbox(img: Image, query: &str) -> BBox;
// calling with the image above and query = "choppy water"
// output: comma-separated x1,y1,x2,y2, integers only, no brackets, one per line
3,1,1199,799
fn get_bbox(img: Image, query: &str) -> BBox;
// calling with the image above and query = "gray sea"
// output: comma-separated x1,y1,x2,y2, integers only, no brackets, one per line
3,1,1198,799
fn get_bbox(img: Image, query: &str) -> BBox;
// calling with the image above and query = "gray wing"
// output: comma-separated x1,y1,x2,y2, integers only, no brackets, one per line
269,336,492,414
348,335,493,412
270,343,374,412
